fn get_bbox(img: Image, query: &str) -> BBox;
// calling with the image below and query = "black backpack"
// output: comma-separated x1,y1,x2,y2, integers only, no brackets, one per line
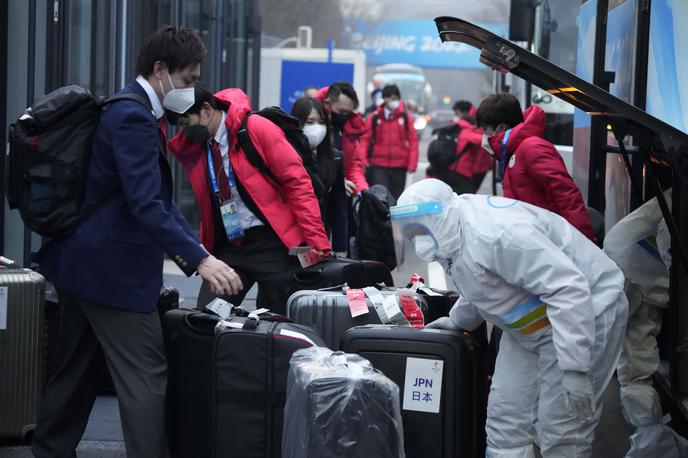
236,106,325,199
7,84,151,239
367,111,410,158
354,184,397,269
427,123,465,169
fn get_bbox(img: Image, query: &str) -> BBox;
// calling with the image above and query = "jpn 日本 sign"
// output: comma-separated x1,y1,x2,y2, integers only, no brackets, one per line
402,357,444,414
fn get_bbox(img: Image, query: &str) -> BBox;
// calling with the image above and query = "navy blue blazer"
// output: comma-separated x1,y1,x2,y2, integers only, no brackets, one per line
38,81,207,313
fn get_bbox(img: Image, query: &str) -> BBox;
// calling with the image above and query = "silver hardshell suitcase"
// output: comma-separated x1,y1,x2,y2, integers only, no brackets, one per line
0,267,46,441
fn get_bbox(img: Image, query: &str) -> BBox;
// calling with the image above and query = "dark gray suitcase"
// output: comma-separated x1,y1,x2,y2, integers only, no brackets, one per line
286,288,428,350
340,324,488,458
0,268,46,442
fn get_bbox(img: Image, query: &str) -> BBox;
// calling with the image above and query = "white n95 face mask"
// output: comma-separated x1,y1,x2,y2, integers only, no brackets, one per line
481,133,497,157
302,124,327,148
160,72,195,114
387,100,401,111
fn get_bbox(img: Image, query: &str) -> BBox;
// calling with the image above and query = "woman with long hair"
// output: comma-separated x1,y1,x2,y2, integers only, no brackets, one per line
291,97,348,256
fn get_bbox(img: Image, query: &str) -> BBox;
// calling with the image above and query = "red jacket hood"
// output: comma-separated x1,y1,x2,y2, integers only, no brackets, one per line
452,118,483,145
488,105,546,160
168,88,253,158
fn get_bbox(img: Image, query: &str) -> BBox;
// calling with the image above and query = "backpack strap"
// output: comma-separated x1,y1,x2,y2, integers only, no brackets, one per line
236,112,280,184
368,112,378,158
104,92,153,114
71,93,156,233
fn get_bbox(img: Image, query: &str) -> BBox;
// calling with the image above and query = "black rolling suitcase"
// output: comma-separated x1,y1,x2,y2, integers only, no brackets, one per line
163,308,325,458
340,325,488,458
286,287,428,350
287,257,393,296
282,347,405,458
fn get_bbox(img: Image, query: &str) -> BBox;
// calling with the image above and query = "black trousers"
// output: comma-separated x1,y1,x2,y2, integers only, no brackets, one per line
31,291,168,458
366,166,407,200
196,225,300,315
430,168,475,195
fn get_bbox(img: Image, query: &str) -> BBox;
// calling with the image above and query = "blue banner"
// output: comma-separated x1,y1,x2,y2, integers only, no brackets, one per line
344,19,507,69
646,0,688,133
280,60,354,113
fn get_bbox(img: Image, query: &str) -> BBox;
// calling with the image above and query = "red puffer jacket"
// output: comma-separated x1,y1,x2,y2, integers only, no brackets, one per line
358,102,419,172
168,88,331,254
314,87,368,194
449,118,492,178
486,105,596,241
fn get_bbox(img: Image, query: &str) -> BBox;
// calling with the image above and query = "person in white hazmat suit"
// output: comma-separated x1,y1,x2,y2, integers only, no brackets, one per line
391,179,628,458
603,190,688,457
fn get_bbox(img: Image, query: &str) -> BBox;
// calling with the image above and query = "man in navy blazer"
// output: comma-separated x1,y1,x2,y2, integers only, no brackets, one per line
32,26,242,458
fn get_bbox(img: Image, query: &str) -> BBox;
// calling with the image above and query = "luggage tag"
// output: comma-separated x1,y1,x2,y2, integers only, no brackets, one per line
363,287,409,326
289,246,322,268
346,288,369,318
205,298,234,320
398,290,425,328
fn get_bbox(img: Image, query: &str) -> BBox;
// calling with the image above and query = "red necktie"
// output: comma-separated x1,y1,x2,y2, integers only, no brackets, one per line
210,139,232,201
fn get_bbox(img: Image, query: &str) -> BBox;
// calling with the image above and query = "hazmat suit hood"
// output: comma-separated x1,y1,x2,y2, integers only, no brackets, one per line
394,179,464,266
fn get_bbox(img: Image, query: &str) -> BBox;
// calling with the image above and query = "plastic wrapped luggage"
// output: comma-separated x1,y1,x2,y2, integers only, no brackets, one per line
163,308,325,458
282,346,405,458
0,267,47,441
287,287,427,350
340,325,488,458
287,257,393,296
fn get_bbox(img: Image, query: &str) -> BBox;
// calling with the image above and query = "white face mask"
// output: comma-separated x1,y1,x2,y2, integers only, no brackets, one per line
302,124,327,149
387,100,401,111
412,235,438,263
481,133,497,157
159,71,195,114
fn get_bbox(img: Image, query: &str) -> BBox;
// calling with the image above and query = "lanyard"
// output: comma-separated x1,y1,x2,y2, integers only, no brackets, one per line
206,141,237,197
499,129,512,182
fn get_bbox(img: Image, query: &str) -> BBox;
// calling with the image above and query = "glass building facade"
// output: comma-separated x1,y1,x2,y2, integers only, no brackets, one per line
2,0,261,265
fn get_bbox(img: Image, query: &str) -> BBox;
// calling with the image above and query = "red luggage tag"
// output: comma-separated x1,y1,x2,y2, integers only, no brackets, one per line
346,288,369,318
398,290,425,328
289,246,322,268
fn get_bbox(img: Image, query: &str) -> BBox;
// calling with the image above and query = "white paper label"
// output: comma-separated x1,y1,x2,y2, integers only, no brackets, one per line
402,357,444,414
205,298,233,320
0,287,7,330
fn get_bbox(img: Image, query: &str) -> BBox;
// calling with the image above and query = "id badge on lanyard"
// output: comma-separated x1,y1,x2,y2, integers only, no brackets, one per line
207,142,244,241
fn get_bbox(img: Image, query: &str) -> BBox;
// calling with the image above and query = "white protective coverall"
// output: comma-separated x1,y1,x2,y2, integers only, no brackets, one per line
604,190,688,457
394,179,628,458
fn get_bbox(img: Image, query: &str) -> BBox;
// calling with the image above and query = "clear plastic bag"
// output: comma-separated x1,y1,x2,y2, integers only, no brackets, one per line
282,346,405,458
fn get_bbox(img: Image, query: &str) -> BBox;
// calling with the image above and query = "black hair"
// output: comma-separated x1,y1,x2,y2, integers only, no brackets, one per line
381,84,401,99
165,81,226,125
291,97,337,194
325,82,359,109
136,25,207,77
453,100,473,113
476,93,524,129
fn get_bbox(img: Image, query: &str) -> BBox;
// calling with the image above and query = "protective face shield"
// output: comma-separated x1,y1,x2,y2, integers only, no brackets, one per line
159,71,195,114
302,124,327,148
390,201,444,268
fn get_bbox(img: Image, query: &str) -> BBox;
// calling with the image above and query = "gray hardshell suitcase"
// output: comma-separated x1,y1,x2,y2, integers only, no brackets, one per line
286,288,428,350
0,268,46,441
